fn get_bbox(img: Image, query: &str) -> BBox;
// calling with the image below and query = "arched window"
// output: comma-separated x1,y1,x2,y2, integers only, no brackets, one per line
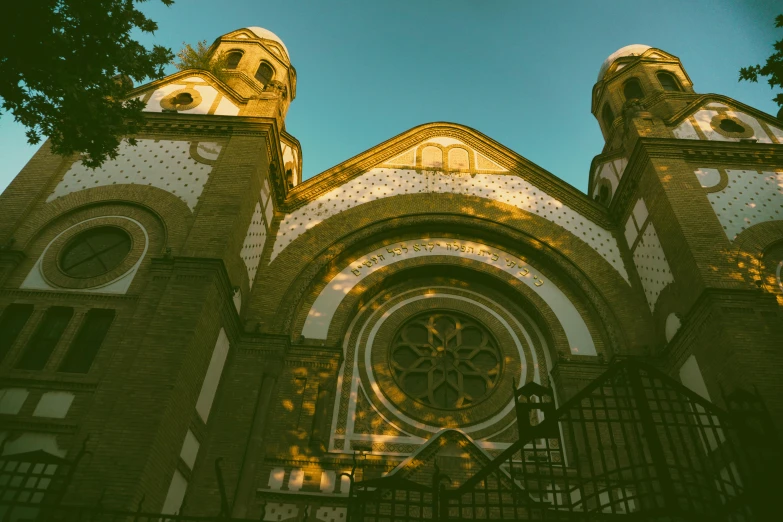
226,51,243,70
599,185,610,205
657,71,681,92
255,62,274,86
623,78,644,100
602,104,615,130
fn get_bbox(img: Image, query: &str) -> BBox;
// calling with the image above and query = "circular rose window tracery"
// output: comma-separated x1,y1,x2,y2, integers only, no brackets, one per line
390,312,502,409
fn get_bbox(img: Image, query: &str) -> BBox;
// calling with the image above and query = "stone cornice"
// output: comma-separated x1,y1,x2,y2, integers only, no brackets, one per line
0,288,140,304
0,374,99,391
135,112,279,139
0,417,79,434
279,122,612,227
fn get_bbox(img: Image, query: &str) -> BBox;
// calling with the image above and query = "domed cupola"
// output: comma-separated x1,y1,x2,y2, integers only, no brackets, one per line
591,44,695,144
209,26,297,120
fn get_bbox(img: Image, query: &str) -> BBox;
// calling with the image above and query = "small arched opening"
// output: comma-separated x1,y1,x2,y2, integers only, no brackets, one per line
657,71,681,92
623,78,644,100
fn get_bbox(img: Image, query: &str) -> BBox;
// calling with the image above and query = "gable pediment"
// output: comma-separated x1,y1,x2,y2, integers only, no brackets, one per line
380,135,507,173
670,95,783,145
130,70,242,117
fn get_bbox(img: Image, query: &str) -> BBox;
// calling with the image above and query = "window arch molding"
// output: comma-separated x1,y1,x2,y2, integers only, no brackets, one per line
225,50,244,70
623,78,644,101
255,61,275,86
656,71,681,92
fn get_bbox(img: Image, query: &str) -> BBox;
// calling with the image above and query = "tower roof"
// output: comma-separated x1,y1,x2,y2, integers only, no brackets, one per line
597,44,651,81
245,26,290,58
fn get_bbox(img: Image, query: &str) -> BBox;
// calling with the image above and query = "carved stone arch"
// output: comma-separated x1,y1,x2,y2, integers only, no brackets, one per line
443,144,475,172
299,255,573,365
7,200,170,294
416,143,446,169
14,184,193,253
256,195,648,356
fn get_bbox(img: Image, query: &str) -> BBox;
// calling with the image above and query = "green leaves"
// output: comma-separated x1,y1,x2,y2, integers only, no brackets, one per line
739,13,783,111
0,0,174,168
173,40,230,83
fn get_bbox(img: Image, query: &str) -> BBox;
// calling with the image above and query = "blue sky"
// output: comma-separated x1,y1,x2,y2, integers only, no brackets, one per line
1,0,780,194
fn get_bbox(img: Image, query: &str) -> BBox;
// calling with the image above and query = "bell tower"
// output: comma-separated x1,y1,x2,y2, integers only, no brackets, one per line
591,45,698,152
211,27,297,124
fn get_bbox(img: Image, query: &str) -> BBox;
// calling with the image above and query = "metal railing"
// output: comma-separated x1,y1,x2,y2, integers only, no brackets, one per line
348,359,782,521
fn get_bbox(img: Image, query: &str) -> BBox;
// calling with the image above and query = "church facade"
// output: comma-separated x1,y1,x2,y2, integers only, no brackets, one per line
0,28,782,520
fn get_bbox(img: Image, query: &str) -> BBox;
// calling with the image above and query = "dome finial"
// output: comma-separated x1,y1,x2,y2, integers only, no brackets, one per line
598,44,651,81
244,26,290,58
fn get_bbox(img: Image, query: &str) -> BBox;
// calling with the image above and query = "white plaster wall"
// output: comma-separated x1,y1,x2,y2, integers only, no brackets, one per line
0,432,66,457
267,467,285,489
665,313,681,342
144,83,238,116
281,141,299,186
592,157,628,201
706,169,783,240
32,392,74,419
271,168,629,281
214,96,240,116
632,222,674,311
319,470,336,493
195,328,230,423
673,119,699,140
303,238,595,356
693,109,773,143
695,168,721,188
264,503,298,522
730,111,772,143
47,139,220,211
287,468,304,491
240,202,267,289
316,506,348,522
161,469,188,515
180,429,200,469
679,355,711,400
0,389,28,415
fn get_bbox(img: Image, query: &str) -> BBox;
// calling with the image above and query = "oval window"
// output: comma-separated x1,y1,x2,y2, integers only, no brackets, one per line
60,227,132,278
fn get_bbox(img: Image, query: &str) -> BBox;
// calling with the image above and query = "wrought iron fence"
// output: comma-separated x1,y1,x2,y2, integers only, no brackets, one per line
2,359,779,521
348,359,782,521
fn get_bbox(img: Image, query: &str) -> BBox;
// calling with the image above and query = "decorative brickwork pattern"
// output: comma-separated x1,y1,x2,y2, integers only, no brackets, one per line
240,202,267,288
47,139,221,210
632,222,674,311
707,169,783,240
271,168,629,281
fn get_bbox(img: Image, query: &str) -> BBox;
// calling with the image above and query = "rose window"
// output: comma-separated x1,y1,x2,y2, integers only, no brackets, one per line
390,312,502,409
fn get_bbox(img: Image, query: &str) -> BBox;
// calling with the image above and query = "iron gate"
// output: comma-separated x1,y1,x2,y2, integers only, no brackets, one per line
348,359,781,521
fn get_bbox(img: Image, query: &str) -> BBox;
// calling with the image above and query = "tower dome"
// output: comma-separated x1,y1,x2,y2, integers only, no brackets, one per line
244,26,290,58
597,44,651,81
